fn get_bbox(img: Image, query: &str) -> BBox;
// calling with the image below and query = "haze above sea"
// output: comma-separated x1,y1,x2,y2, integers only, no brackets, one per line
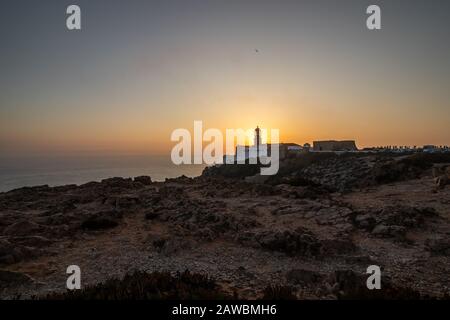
0,154,205,192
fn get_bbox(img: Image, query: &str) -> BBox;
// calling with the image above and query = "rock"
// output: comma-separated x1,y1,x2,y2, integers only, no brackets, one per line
0,239,16,264
256,228,321,257
432,165,450,189
371,158,426,185
353,214,377,230
9,236,53,247
426,238,450,256
151,236,167,250
0,239,35,265
79,181,101,189
100,177,134,189
327,270,367,298
245,174,270,184
0,239,13,256
114,195,141,209
271,205,294,216
0,254,15,265
134,176,152,185
0,270,34,288
144,211,160,220
320,238,356,255
379,206,435,228
101,177,132,184
344,255,376,265
274,183,328,200
194,228,214,241
81,216,119,230
235,231,259,248
286,269,324,286
300,156,372,191
149,234,193,255
158,185,184,198
37,212,74,226
328,269,422,299
295,186,330,200
353,206,437,233
435,175,449,189
235,266,256,279
165,175,192,183
252,183,276,196
3,221,42,236
371,224,406,239
204,189,216,197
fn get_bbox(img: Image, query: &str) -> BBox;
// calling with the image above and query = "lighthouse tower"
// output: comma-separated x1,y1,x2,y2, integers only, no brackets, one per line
254,126,261,147
254,126,261,163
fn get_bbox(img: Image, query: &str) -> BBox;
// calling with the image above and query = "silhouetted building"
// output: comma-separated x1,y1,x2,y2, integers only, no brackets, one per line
254,126,261,163
313,140,358,152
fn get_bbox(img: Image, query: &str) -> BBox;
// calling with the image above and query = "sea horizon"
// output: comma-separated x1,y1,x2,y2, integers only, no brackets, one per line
0,154,205,192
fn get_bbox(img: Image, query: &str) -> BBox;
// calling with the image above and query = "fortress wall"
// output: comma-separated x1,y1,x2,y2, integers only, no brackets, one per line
313,140,358,151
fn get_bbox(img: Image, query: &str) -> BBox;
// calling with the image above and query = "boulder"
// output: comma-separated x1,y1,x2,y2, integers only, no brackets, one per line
432,165,450,189
134,176,152,185
81,216,119,230
353,214,376,230
144,211,160,220
100,177,134,189
435,175,449,189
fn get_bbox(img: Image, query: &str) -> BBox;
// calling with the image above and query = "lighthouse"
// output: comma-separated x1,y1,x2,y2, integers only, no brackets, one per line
254,126,261,163
254,126,261,146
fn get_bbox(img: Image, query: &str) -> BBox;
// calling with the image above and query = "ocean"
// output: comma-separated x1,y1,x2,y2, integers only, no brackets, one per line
0,154,205,192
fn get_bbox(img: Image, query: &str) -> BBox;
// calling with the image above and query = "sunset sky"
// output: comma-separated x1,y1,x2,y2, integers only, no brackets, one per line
1,0,449,156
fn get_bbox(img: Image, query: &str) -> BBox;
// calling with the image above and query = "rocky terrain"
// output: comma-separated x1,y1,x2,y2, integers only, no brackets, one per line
1,152,450,299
